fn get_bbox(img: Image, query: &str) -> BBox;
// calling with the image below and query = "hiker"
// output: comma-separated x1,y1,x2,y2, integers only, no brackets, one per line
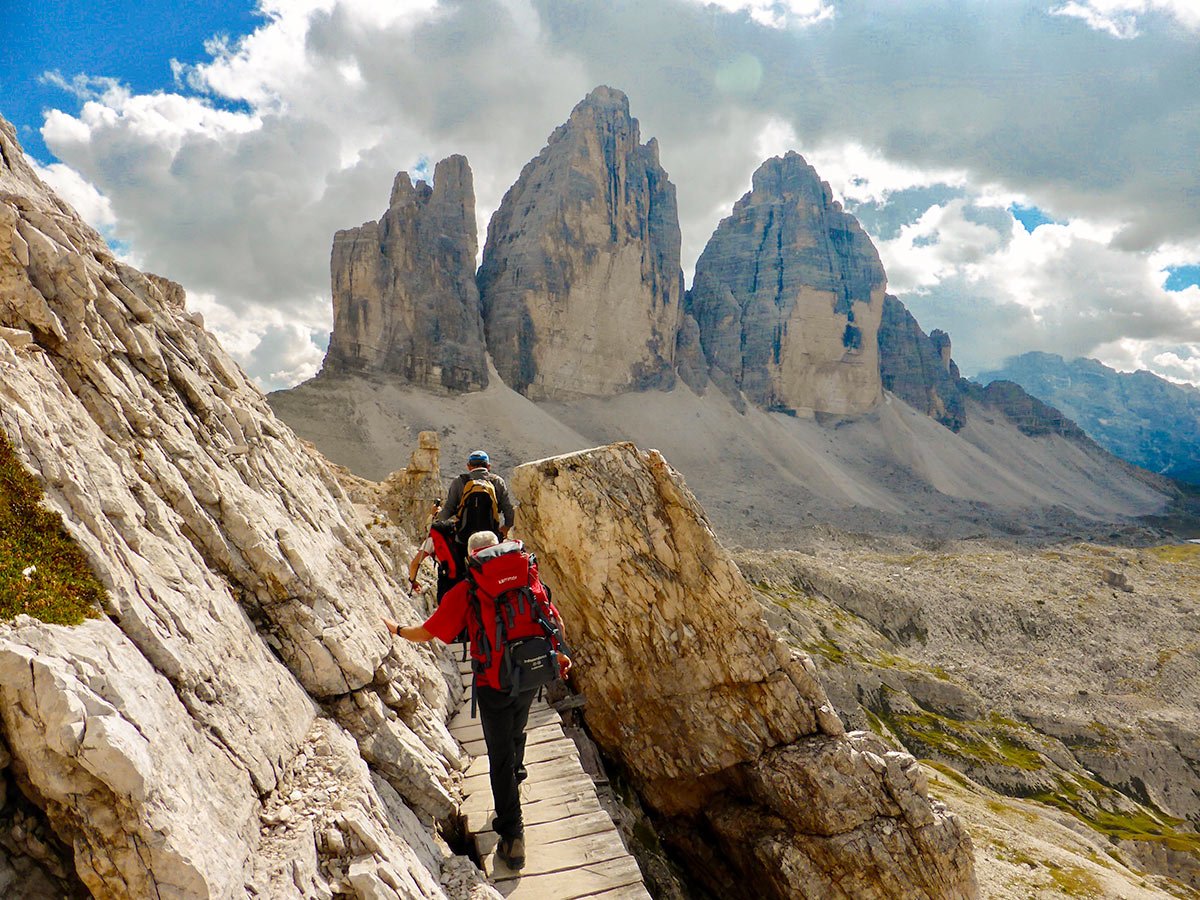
407,498,464,607
384,530,571,872
406,499,442,594
439,450,515,543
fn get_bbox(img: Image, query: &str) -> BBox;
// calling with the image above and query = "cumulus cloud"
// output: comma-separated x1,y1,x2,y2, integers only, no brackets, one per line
29,0,1200,388
1050,0,1200,38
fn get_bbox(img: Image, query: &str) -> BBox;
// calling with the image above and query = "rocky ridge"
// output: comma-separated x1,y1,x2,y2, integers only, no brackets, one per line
512,443,977,899
980,351,1200,485
478,86,684,400
323,155,488,392
686,151,886,416
0,114,499,899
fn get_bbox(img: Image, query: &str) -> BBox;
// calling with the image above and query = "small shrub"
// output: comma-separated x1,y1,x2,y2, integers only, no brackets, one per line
0,430,104,625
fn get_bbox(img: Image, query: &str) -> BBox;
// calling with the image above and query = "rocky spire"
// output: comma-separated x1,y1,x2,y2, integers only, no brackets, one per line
687,151,886,415
878,294,967,431
322,155,488,392
478,86,684,400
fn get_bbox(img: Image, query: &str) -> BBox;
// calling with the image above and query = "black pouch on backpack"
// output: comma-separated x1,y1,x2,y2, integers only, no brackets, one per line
501,636,558,695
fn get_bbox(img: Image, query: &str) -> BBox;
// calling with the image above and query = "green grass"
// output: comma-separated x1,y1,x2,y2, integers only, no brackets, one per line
0,430,104,625
877,702,1046,772
1029,790,1200,855
1144,544,1200,564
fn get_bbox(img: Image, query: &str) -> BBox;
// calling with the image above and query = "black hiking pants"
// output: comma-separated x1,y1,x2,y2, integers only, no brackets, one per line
476,685,536,840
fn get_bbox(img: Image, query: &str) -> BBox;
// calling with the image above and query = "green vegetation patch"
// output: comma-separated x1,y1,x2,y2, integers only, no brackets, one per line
0,430,104,625
1030,790,1200,855
1144,544,1200,564
1046,863,1104,898
878,703,1046,772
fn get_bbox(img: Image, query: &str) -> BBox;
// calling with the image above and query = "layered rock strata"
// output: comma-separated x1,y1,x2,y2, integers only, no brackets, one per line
686,151,885,415
878,295,966,431
478,86,684,400
323,156,488,392
0,115,488,898
511,443,976,899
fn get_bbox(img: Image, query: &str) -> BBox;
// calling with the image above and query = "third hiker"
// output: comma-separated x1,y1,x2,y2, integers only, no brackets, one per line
439,449,515,543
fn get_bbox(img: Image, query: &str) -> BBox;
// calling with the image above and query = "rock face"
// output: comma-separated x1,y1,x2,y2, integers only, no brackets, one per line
478,86,684,400
686,151,885,415
979,352,1200,484
323,156,488,392
878,295,966,431
0,114,496,899
511,443,976,899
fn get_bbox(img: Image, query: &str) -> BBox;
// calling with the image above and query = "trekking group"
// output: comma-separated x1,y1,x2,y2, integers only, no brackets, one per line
383,450,571,872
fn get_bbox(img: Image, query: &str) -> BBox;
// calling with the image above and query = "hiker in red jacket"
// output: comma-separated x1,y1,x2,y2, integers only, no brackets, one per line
384,530,570,871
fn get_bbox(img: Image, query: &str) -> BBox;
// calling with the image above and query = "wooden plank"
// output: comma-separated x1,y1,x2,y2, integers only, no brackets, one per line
587,884,654,900
477,809,619,845
464,790,603,834
490,855,645,900
463,755,586,795
449,701,558,733
464,738,578,779
479,827,630,879
449,706,560,742
460,722,563,757
462,776,600,827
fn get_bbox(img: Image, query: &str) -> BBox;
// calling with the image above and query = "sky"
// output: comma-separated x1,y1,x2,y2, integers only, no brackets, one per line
5,0,1200,391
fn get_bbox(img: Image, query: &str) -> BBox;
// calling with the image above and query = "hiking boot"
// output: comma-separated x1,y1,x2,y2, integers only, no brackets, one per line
497,835,525,870
515,765,528,784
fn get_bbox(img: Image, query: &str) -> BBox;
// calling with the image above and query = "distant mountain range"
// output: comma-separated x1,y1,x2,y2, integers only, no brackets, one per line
979,352,1200,485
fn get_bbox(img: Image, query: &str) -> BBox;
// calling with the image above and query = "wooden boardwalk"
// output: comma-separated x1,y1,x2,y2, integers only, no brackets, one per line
447,650,652,900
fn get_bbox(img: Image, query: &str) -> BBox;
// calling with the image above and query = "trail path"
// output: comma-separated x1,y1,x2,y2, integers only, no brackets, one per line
448,651,652,899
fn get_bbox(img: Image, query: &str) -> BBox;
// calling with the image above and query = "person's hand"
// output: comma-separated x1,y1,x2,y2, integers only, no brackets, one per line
409,580,424,594
557,652,572,679
382,617,398,637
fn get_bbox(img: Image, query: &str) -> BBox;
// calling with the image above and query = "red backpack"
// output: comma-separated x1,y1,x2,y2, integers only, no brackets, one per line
464,541,570,711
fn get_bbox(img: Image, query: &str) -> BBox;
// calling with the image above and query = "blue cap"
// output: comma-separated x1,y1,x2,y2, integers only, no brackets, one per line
467,449,490,466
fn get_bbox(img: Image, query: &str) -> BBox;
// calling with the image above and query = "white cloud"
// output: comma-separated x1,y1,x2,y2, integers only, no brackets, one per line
29,159,116,230
29,0,1200,388
685,0,833,29
1050,0,1200,38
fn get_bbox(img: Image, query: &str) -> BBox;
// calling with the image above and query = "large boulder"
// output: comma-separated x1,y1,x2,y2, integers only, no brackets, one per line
478,86,684,400
687,151,885,416
511,443,977,899
323,156,488,392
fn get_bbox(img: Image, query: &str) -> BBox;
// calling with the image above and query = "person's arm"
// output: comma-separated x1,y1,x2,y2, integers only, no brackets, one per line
438,476,463,521
493,475,516,536
382,617,435,642
407,549,430,592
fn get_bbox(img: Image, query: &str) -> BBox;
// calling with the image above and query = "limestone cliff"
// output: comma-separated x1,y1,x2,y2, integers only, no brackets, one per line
478,86,684,400
512,443,977,899
687,151,885,415
0,115,498,899
878,294,966,431
323,156,488,392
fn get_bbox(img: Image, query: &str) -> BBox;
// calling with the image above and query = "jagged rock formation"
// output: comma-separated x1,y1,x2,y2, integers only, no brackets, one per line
0,115,500,899
477,86,684,400
878,295,966,431
322,156,488,392
979,352,1200,484
685,151,885,415
511,443,977,899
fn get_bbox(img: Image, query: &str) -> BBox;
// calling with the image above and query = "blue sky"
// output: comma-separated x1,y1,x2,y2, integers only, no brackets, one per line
3,1,261,161
5,0,1200,389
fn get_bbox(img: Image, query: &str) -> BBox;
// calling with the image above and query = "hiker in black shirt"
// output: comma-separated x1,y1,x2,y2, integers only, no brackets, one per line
440,449,515,540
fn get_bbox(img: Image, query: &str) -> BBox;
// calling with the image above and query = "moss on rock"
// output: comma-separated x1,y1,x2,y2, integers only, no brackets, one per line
0,430,104,625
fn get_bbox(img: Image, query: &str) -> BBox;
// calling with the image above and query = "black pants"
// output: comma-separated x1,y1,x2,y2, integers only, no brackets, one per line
476,685,535,840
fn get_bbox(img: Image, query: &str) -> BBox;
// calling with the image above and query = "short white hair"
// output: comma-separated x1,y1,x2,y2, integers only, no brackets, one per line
467,531,500,553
